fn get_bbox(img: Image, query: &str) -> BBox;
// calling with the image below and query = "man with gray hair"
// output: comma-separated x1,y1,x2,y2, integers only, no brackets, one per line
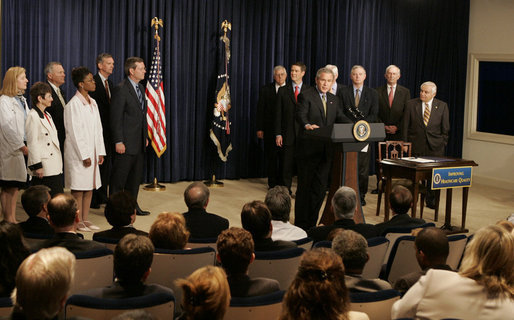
402,81,449,208
332,229,392,293
325,64,345,98
266,186,307,241
307,186,377,242
45,61,67,152
182,182,229,238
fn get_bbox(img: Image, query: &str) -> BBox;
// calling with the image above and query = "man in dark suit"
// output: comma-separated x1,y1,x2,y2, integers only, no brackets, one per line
182,182,229,238
19,185,54,235
37,193,106,253
44,61,67,152
375,185,426,235
217,227,281,297
256,65,287,189
295,67,352,230
402,81,450,207
274,62,310,195
110,57,150,216
308,187,377,243
341,65,379,206
325,64,345,98
90,53,115,208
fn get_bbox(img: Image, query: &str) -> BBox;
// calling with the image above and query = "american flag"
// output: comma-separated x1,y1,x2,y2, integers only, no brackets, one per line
146,42,167,157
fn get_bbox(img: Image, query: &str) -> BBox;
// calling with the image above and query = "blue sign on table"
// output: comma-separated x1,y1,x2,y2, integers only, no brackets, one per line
432,166,473,190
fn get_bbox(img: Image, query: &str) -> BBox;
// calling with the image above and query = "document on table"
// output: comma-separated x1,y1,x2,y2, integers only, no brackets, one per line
401,157,436,163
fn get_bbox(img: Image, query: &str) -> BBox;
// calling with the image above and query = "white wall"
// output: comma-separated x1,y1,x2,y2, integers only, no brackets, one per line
463,0,514,190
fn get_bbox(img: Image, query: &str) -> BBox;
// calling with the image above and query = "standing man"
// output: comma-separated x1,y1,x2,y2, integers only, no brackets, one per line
90,53,115,208
402,81,449,208
256,65,287,189
325,64,345,99
295,67,351,230
45,62,67,152
110,57,150,216
274,62,310,195
341,65,378,206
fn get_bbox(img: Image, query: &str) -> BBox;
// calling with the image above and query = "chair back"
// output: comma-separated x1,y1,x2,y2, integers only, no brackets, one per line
382,223,435,263
248,248,305,290
378,141,412,162
92,236,119,251
0,296,12,317
312,240,332,248
65,292,175,319
446,234,468,270
225,290,285,320
362,237,390,279
384,236,420,284
350,289,401,320
186,237,218,251
293,237,313,250
71,248,114,295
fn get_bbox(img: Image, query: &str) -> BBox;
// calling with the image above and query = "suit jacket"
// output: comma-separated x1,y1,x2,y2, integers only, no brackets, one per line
110,79,148,155
93,226,148,241
345,274,392,293
37,232,105,253
375,213,426,236
376,84,411,140
256,82,280,138
227,274,281,297
307,218,378,243
81,281,173,299
90,74,113,145
19,216,54,235
402,98,450,156
341,85,379,123
391,269,514,320
393,264,453,293
254,237,297,252
45,82,67,150
274,83,310,146
182,208,229,239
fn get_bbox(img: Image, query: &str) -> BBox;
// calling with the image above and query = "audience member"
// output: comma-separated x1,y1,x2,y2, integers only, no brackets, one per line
241,200,297,251
182,182,229,238
10,247,76,320
175,265,231,320
279,248,369,320
0,221,30,297
394,227,452,293
112,310,156,320
375,185,425,235
19,185,54,235
36,193,105,253
497,219,514,235
217,227,280,297
82,234,173,298
332,230,392,293
308,186,377,242
149,212,190,250
93,191,148,241
265,186,307,241
392,225,514,319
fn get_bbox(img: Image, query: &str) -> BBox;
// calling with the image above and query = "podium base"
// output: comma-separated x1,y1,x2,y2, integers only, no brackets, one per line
143,178,166,191
204,175,224,188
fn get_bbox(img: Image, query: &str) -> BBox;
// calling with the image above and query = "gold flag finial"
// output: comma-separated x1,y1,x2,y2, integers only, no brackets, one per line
221,20,231,35
151,17,164,41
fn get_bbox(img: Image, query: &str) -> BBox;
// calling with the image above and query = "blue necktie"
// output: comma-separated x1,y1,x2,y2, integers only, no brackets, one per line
135,85,143,109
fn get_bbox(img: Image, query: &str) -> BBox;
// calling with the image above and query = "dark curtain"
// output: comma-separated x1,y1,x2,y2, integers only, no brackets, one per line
1,0,469,182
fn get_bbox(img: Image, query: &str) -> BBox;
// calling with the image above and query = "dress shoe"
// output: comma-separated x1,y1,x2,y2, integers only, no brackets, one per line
361,198,366,206
371,189,379,194
77,222,91,232
136,208,151,216
84,221,100,230
426,201,436,209
89,201,100,209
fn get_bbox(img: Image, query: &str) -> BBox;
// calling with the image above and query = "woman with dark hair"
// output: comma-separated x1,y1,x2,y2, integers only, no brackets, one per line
64,66,105,232
0,221,30,296
279,248,369,320
0,66,30,223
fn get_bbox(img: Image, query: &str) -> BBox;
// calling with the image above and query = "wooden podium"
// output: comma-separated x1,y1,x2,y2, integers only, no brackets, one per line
306,123,385,226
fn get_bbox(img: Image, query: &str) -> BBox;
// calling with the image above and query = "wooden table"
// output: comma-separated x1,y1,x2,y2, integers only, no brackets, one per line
380,157,478,231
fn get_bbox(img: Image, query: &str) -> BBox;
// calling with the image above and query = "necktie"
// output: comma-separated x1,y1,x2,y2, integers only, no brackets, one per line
355,89,360,107
56,88,66,107
423,103,431,126
321,94,327,117
105,80,111,103
135,85,143,109
294,85,299,102
388,86,394,107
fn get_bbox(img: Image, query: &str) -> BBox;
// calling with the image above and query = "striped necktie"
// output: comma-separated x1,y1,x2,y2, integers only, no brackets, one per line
423,103,431,126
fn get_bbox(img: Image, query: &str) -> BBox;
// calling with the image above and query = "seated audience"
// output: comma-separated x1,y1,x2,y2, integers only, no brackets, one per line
149,212,190,250
265,186,307,241
393,227,452,293
10,247,76,320
392,225,514,319
332,229,392,293
81,234,173,298
0,221,30,297
93,191,148,241
375,185,425,235
279,248,369,320
112,310,156,320
182,182,229,238
19,185,54,235
175,265,231,320
308,186,377,243
497,219,514,235
36,193,106,253
241,200,297,251
217,227,280,297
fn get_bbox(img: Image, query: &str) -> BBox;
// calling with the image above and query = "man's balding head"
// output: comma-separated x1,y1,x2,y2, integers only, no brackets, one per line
184,182,210,209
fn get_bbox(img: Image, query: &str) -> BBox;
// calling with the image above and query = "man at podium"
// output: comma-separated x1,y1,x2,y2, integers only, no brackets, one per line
295,67,352,231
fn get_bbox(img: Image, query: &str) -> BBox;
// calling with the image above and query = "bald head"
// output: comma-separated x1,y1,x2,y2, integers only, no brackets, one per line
184,182,210,209
47,194,78,228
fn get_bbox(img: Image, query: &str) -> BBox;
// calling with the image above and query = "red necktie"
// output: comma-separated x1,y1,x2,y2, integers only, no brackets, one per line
105,80,111,103
388,86,394,107
294,85,299,102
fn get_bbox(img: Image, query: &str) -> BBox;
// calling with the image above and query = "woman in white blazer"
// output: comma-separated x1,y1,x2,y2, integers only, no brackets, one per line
26,82,63,197
0,67,29,223
64,67,105,232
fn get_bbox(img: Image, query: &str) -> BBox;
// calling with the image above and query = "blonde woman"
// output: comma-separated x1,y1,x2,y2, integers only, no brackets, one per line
0,67,29,222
